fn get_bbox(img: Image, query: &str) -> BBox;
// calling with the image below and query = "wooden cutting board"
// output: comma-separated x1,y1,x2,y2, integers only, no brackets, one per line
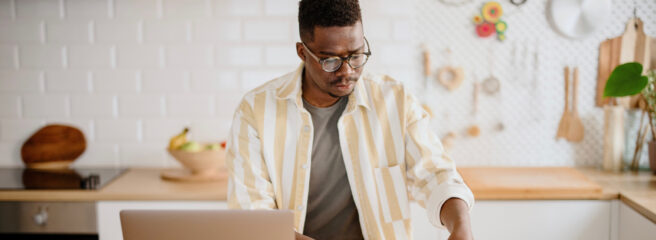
458,167,603,200
21,124,86,169
596,18,652,108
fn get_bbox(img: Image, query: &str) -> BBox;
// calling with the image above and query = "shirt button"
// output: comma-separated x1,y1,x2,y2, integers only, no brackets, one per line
303,125,310,132
301,164,309,169
297,205,304,211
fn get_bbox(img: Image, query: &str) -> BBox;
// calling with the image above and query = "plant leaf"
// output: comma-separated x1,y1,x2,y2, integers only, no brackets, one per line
604,62,647,97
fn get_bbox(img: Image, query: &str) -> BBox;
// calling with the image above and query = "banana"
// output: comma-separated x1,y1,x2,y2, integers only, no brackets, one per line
168,127,189,150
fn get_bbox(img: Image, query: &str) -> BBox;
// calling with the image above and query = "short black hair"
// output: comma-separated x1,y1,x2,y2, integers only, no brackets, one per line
298,0,362,42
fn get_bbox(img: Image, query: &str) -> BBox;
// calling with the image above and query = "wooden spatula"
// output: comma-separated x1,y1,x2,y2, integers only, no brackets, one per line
556,67,570,139
567,67,584,142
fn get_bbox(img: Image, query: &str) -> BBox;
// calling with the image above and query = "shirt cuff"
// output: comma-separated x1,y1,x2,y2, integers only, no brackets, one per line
425,183,475,229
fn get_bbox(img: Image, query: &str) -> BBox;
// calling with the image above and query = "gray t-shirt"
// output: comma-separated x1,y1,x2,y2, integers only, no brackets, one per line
302,97,363,240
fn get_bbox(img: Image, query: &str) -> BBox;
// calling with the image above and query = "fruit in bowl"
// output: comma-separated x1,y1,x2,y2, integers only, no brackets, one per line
166,128,227,177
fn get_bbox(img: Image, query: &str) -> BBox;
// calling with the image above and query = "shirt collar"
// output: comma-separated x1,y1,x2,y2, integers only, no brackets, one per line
276,63,371,112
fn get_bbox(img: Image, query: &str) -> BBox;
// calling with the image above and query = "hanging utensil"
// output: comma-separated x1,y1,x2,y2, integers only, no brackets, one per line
556,67,570,140
566,67,584,142
422,44,431,90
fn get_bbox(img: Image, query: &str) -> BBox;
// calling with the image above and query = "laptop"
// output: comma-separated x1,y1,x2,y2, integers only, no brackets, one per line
120,209,294,240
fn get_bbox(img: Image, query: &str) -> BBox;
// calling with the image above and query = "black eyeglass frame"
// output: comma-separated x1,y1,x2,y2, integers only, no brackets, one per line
301,37,372,73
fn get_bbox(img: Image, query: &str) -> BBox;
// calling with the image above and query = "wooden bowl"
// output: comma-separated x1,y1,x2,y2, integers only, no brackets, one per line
167,147,226,176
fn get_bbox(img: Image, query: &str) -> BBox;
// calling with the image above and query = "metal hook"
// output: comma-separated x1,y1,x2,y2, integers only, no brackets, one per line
633,0,637,19
633,7,637,19
634,8,639,29
632,0,638,29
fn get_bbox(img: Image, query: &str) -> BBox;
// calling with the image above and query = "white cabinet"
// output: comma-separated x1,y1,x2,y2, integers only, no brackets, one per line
618,201,656,240
97,200,656,240
411,200,614,240
96,201,227,240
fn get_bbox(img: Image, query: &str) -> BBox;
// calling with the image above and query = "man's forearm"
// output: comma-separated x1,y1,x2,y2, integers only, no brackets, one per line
439,198,472,234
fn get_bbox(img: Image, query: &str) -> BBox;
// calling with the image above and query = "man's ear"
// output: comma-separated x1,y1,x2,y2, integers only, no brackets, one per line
296,42,306,62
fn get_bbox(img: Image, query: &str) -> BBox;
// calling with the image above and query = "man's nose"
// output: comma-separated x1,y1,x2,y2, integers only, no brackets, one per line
334,60,355,77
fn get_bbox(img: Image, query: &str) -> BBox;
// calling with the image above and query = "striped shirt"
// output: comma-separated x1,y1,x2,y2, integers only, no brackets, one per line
226,64,474,239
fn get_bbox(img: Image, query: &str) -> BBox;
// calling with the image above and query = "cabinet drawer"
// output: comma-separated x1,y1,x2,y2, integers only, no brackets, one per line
0,202,96,234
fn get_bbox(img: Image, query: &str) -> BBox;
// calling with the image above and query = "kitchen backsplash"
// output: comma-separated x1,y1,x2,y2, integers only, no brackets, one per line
0,0,414,167
1,0,655,168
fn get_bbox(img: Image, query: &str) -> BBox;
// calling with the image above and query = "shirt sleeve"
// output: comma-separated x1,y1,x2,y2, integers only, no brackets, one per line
403,92,475,229
226,99,277,210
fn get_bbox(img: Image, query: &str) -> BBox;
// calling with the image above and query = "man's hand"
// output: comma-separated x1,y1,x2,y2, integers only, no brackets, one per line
295,232,315,240
440,198,473,240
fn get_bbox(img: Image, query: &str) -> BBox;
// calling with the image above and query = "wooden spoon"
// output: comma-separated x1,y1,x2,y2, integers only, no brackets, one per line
567,67,584,142
556,67,570,140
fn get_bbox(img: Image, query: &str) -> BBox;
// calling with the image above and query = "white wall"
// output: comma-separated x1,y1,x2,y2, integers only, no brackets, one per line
414,0,656,167
1,0,654,168
0,0,413,167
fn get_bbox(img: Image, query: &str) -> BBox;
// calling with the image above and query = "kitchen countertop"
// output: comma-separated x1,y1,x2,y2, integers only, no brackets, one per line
0,168,227,202
577,168,656,223
0,167,654,223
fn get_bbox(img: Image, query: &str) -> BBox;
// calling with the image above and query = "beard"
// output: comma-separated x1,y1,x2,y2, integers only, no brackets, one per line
326,76,358,97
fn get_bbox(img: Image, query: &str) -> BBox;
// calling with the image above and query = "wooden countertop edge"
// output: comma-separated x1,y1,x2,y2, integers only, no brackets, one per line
620,194,656,224
0,191,226,202
0,167,654,224
472,193,617,200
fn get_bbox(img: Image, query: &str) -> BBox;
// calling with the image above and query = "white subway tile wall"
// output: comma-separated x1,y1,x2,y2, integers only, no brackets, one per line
0,1,13,20
45,21,92,44
22,94,69,117
0,0,413,167
0,94,20,118
0,70,44,93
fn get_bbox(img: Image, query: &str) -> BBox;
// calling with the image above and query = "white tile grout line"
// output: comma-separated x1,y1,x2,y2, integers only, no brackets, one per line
135,70,142,93
12,46,19,70
10,0,16,20
59,0,65,19
61,46,68,69
156,0,163,19
137,20,144,44
110,45,117,69
108,0,115,19
87,71,94,93
112,95,119,119
89,21,95,44
137,119,143,143
205,0,213,17
186,20,192,43
89,120,96,144
39,21,46,44
161,94,167,116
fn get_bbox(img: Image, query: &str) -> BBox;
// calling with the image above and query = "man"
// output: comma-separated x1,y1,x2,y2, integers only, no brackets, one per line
226,0,475,239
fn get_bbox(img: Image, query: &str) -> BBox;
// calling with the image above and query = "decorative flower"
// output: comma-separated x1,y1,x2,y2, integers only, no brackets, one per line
495,21,507,32
473,14,484,24
476,22,495,37
482,1,503,23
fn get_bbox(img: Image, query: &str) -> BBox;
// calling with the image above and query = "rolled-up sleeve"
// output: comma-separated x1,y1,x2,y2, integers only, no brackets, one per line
403,93,475,229
226,99,277,210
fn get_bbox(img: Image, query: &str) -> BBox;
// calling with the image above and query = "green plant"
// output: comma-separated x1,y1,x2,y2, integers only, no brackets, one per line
604,62,656,170
603,62,649,97
604,62,656,138
603,62,656,170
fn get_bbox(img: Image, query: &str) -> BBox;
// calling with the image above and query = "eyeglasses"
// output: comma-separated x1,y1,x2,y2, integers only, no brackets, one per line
301,37,372,73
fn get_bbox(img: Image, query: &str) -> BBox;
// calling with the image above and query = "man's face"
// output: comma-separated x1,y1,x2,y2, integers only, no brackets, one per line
297,22,366,98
